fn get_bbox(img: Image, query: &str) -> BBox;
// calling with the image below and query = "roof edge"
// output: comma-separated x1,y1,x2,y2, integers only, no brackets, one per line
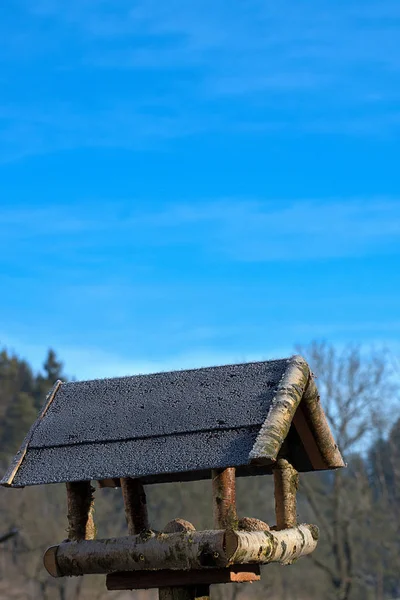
60,357,290,387
249,355,345,469
300,375,345,468
249,355,309,462
1,380,63,487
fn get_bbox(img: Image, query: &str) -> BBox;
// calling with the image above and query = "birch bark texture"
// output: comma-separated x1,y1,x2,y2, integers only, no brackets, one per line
211,467,238,529
44,524,318,577
159,520,208,600
273,458,299,530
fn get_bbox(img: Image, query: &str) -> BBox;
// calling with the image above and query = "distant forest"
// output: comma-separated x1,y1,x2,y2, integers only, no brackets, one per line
0,343,399,600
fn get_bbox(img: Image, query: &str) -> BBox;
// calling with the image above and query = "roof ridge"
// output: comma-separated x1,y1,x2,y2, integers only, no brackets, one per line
61,357,292,386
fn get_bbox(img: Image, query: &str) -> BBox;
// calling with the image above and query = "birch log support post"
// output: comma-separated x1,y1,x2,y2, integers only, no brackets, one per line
43,525,319,577
120,478,149,534
211,467,238,529
273,458,299,530
66,481,96,541
159,519,209,600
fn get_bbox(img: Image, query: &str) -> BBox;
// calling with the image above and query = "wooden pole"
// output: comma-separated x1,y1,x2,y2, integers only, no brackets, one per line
273,458,299,530
159,585,209,600
159,519,209,600
120,478,149,534
211,467,238,529
66,481,95,541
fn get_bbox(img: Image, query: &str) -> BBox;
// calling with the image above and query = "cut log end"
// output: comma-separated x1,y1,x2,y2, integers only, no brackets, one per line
43,546,62,578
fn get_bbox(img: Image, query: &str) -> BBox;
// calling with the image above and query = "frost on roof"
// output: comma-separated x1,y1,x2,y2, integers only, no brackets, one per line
3,357,332,487
12,426,262,487
29,359,288,448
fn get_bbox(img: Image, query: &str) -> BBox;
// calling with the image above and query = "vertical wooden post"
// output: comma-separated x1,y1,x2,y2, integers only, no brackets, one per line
159,520,209,600
273,458,299,530
120,478,149,535
159,585,210,600
211,467,238,529
66,481,96,541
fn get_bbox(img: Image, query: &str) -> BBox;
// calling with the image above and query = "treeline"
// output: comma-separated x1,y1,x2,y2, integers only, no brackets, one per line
0,343,399,600
0,349,65,460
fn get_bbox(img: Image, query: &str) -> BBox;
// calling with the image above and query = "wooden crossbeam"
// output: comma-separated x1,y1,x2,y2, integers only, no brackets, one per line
43,525,319,577
106,565,261,590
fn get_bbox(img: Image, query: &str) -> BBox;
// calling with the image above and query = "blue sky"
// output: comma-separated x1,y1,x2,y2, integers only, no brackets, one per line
1,1,399,380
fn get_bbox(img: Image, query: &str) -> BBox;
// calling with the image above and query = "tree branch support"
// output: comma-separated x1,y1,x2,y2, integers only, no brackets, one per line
120,477,149,535
66,481,95,541
211,467,238,529
273,458,299,530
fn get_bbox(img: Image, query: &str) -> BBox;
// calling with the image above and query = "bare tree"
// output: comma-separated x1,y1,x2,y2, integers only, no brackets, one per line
297,341,396,600
0,527,18,543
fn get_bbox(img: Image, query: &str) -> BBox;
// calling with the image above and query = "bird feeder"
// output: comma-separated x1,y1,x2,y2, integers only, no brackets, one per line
1,355,344,599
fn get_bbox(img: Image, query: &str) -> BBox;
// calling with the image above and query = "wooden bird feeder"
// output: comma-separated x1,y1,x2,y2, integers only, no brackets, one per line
1,355,344,599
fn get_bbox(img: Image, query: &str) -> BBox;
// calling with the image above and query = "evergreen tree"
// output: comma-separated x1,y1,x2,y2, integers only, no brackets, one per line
34,349,66,410
43,349,64,382
0,342,399,599
0,392,37,458
0,349,35,420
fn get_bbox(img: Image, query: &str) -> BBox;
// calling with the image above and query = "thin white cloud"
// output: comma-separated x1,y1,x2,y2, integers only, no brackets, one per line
26,1,400,84
0,0,399,159
130,197,400,257
1,198,399,261
0,101,207,163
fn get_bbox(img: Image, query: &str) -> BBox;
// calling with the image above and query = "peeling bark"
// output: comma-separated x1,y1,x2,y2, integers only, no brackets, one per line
120,478,149,535
273,458,299,530
44,525,318,577
302,375,345,468
249,356,310,462
49,530,228,576
227,524,318,566
159,520,208,600
211,468,238,529
249,355,344,469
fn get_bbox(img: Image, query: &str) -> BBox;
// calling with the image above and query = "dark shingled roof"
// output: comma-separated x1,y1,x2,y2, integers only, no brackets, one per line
1,355,344,488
